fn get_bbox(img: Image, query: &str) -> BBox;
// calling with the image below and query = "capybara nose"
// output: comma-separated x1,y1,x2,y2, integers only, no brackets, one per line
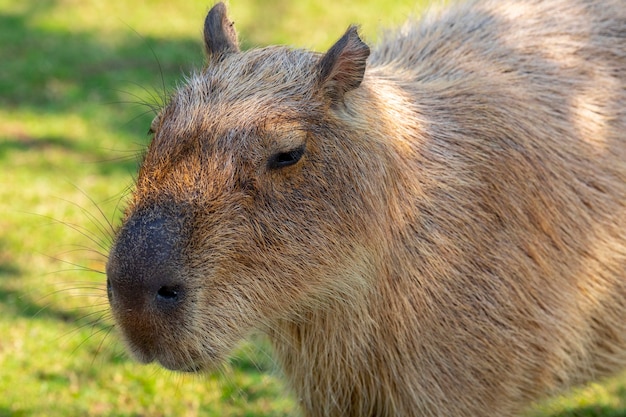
106,210,185,314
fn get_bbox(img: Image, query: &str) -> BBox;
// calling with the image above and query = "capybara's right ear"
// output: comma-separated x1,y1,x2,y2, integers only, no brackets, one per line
204,2,240,58
317,26,370,105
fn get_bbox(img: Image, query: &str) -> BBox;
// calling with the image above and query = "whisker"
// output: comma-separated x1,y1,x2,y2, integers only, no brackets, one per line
91,153,140,167
31,212,111,254
120,23,170,110
45,256,106,276
104,97,159,113
71,187,117,240
57,183,122,243
123,107,163,127
68,314,115,356
109,86,162,109
51,245,108,260
122,81,166,111
111,185,133,218
38,283,106,297
90,324,117,368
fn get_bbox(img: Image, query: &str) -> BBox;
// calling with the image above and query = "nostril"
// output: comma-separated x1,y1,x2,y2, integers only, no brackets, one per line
157,285,181,302
155,284,184,310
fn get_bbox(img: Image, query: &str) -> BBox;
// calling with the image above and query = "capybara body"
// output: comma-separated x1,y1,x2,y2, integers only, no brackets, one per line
106,0,626,416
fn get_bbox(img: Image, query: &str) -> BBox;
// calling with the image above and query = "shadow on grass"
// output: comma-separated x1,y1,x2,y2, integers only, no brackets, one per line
0,406,28,417
0,281,109,327
0,222,109,327
0,134,84,160
0,241,122,365
0,0,204,175
545,407,626,417
0,0,199,338
0,255,20,279
0,244,109,332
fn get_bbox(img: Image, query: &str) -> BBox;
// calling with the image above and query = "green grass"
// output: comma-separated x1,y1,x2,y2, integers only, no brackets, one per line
1,0,625,416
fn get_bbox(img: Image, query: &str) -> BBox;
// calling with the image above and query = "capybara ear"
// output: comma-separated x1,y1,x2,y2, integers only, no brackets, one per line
204,2,240,58
317,26,370,104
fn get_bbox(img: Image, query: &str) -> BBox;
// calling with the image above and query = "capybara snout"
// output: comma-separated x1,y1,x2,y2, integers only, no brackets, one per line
108,0,626,416
106,206,193,366
107,208,185,310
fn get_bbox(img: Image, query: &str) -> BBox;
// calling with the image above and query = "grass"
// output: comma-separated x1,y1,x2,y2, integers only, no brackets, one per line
0,0,625,416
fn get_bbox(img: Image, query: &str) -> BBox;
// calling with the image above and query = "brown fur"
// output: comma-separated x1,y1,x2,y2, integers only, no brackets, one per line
106,0,626,416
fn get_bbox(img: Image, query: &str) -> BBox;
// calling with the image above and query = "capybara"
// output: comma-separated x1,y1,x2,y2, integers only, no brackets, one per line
106,0,626,415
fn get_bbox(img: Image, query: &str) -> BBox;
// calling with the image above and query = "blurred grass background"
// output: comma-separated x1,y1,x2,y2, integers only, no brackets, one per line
1,0,625,415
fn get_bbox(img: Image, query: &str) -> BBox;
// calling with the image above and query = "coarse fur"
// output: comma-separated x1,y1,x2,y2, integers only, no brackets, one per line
106,0,626,416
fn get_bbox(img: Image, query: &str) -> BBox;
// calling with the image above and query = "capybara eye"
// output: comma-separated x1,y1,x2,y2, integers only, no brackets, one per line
267,145,305,170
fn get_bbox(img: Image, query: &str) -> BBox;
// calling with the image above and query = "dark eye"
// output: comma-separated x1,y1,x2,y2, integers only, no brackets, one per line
268,145,306,170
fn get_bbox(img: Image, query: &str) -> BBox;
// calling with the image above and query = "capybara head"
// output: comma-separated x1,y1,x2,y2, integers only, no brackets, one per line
106,2,379,372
